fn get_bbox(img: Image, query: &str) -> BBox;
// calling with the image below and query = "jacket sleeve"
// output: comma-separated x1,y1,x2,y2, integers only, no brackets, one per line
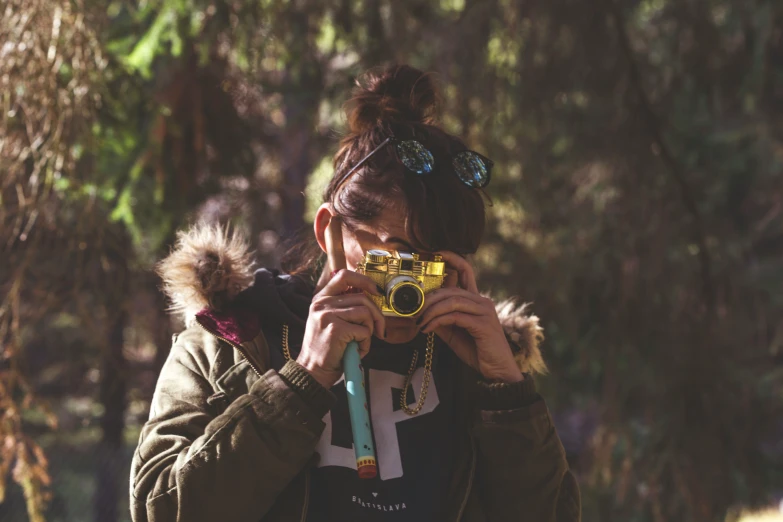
471,375,581,522
130,333,334,522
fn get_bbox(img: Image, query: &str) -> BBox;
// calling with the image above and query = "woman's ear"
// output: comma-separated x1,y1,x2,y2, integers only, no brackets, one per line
314,203,335,254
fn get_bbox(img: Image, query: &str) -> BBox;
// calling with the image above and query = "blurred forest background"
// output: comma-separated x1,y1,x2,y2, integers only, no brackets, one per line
1,0,783,521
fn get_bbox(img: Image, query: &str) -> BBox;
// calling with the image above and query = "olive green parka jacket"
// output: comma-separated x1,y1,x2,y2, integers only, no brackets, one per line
129,224,581,522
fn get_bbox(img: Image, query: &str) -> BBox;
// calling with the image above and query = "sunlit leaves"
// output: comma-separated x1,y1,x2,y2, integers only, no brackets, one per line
126,7,179,77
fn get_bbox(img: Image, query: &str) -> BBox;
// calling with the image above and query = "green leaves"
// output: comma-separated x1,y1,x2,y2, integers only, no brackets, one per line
125,6,178,77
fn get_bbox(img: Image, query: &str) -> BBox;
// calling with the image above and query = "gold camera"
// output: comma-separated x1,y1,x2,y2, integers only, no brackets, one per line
356,249,447,317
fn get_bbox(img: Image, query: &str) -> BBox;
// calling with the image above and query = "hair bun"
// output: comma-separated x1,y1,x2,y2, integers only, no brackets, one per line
346,64,440,134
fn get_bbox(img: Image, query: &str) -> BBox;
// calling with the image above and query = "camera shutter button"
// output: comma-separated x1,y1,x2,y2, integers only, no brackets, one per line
367,249,391,263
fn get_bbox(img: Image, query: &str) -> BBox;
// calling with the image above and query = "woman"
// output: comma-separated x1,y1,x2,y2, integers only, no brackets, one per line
130,64,580,522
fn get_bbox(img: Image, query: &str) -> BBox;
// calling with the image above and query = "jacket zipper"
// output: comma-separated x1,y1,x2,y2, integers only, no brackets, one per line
300,469,311,522
196,316,315,522
194,318,264,378
455,433,477,521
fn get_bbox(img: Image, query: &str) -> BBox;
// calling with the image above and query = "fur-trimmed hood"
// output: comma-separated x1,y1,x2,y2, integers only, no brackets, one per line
157,223,547,375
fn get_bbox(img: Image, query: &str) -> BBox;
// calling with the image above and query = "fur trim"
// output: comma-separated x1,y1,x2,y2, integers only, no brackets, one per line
157,222,546,375
495,298,547,375
157,223,256,326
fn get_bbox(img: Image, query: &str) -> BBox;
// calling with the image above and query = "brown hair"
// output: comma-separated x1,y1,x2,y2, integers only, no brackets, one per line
281,64,486,278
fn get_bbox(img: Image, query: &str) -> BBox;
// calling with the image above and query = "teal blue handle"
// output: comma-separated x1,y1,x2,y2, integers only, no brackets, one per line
343,341,377,479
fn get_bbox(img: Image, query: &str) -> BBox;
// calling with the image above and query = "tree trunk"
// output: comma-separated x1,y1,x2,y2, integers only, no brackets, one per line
94,308,127,522
277,8,324,240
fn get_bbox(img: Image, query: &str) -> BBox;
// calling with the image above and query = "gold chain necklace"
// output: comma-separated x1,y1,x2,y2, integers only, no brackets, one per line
281,324,434,416
400,330,435,415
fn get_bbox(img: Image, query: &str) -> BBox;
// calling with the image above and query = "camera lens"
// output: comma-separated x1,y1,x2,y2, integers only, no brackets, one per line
390,283,423,316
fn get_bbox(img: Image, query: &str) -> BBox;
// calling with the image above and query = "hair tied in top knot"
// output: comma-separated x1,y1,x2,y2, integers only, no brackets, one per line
346,64,441,134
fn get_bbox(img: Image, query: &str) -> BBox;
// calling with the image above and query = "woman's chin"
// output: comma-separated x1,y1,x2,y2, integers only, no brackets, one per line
385,315,416,327
382,316,420,344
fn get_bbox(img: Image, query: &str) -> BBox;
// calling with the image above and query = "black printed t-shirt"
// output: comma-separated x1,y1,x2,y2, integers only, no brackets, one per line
305,334,458,522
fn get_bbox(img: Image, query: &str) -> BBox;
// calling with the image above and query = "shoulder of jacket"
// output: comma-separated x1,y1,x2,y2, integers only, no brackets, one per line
167,325,226,381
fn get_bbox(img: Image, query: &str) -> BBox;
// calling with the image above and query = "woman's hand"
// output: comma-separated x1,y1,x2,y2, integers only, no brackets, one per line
297,269,386,389
417,251,523,383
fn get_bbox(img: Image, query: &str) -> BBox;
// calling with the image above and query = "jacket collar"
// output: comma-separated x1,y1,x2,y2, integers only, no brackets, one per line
158,222,548,375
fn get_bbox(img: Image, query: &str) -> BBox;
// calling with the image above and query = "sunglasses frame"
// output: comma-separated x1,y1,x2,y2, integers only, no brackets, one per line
334,135,493,195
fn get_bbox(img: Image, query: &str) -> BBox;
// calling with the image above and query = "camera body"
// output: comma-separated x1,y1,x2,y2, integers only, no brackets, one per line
356,249,446,317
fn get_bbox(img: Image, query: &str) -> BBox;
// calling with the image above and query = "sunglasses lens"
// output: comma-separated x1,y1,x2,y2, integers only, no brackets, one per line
396,141,435,175
453,151,490,188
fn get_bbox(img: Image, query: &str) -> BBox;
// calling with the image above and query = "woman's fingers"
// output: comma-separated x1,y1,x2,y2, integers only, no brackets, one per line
337,320,374,358
320,269,383,298
420,311,481,334
316,293,386,339
299,270,385,389
417,293,487,330
436,251,479,294
422,287,487,308
328,306,374,333
329,304,385,340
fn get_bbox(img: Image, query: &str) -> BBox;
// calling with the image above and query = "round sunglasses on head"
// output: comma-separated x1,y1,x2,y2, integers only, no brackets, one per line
335,136,493,194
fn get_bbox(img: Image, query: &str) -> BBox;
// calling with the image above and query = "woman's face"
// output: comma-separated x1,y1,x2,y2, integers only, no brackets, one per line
329,202,427,344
